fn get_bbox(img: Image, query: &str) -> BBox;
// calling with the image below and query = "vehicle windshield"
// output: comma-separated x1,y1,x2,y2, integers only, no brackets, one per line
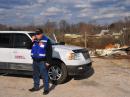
29,33,56,44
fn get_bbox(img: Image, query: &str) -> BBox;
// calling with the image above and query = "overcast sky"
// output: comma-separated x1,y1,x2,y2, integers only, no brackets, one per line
0,0,130,25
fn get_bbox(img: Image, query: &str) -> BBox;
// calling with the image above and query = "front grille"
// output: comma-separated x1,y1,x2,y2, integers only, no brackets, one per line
82,52,90,59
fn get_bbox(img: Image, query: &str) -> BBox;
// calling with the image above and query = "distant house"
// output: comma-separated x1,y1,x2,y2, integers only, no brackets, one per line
64,34,83,39
112,30,123,39
87,29,124,39
96,30,110,36
87,30,110,38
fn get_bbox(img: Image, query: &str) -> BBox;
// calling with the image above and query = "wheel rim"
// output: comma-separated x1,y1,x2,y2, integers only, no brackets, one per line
48,65,62,80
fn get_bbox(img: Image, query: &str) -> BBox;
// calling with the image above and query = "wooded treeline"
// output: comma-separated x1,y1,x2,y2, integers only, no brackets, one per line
0,17,130,48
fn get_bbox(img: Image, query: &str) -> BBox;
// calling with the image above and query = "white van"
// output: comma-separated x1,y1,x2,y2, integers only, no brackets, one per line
0,31,92,83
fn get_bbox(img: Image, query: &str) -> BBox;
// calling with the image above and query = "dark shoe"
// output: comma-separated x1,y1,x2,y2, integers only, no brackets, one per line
29,87,39,92
43,90,49,95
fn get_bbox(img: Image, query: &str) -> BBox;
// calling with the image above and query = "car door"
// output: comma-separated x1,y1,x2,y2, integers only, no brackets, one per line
0,33,13,69
11,33,33,71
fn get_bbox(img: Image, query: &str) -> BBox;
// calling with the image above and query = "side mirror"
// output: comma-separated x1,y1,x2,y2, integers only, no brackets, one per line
59,41,65,45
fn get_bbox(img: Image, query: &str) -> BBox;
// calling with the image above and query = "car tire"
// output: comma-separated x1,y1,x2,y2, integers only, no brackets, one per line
48,60,68,84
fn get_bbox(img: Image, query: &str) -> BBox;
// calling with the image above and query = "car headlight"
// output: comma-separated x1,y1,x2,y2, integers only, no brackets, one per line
66,52,80,60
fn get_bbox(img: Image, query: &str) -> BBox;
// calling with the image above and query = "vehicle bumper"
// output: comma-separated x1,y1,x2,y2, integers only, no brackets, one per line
67,62,92,75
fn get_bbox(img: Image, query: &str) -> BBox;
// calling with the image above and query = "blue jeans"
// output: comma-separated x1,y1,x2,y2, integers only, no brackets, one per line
32,61,49,91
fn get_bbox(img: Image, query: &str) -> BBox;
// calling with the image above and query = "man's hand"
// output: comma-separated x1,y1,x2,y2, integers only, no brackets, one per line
32,36,36,42
46,63,50,67
46,63,50,69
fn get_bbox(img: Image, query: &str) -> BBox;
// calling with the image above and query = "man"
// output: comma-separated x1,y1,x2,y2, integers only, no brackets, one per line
29,28,52,95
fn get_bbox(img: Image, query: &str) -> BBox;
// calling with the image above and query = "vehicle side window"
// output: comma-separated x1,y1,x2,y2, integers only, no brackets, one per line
13,34,32,49
0,33,11,48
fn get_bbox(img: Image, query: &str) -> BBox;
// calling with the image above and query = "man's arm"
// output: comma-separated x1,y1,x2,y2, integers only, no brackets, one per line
46,40,53,65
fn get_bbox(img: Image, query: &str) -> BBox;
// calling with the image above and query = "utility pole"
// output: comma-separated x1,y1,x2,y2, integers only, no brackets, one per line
85,32,87,48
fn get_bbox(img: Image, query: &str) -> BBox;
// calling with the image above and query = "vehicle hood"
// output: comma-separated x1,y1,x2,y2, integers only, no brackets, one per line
53,45,84,50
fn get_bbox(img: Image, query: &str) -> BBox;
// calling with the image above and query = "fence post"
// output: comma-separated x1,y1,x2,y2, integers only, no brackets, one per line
85,32,87,48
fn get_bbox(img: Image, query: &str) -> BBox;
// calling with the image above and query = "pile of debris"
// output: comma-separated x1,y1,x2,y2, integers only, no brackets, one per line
89,44,130,58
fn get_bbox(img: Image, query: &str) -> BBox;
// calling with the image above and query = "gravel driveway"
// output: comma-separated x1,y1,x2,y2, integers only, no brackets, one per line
0,58,130,97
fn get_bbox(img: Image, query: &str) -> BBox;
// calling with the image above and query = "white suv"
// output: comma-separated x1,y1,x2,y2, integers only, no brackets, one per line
0,31,92,83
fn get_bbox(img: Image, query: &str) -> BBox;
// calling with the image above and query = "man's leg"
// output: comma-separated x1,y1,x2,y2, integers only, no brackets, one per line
30,61,40,91
39,61,49,94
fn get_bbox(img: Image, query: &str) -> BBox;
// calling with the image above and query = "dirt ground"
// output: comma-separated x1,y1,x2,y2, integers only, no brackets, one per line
0,58,130,97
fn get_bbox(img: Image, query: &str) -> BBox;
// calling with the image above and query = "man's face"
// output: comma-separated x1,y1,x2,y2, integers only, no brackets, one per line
36,34,43,40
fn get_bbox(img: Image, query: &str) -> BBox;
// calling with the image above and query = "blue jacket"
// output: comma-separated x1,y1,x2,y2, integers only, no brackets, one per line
31,36,49,59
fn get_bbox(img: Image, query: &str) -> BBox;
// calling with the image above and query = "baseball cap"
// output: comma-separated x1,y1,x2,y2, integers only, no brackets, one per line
35,28,43,35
